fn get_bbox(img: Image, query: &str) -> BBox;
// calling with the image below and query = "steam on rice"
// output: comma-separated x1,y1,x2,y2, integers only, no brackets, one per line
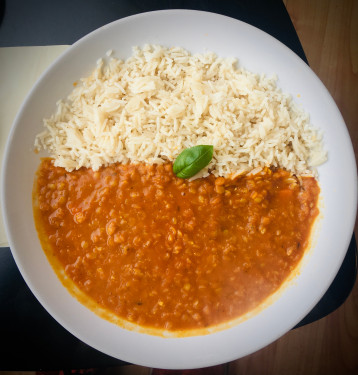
34,44,326,178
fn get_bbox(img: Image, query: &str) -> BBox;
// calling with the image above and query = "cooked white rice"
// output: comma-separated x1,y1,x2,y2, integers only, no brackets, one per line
34,44,327,177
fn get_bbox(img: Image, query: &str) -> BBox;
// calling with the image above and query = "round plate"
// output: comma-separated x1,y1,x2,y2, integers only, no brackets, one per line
1,10,357,369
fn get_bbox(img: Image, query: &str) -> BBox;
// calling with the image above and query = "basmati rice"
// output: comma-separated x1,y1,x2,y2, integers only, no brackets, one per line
34,44,327,178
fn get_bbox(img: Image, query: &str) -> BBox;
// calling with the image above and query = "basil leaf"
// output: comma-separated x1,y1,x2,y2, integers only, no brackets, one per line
173,145,214,179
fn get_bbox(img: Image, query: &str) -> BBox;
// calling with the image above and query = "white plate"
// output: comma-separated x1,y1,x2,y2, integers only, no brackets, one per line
1,10,357,369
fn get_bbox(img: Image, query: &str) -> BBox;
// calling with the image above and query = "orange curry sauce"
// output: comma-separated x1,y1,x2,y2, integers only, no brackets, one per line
33,158,320,331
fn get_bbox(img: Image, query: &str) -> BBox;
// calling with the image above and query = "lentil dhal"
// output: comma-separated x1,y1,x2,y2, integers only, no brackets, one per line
34,158,320,331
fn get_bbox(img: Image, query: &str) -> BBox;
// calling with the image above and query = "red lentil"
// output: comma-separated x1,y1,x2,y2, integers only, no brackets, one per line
33,158,320,331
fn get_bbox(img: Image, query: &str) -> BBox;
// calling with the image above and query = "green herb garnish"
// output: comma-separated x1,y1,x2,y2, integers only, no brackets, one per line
173,145,214,179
